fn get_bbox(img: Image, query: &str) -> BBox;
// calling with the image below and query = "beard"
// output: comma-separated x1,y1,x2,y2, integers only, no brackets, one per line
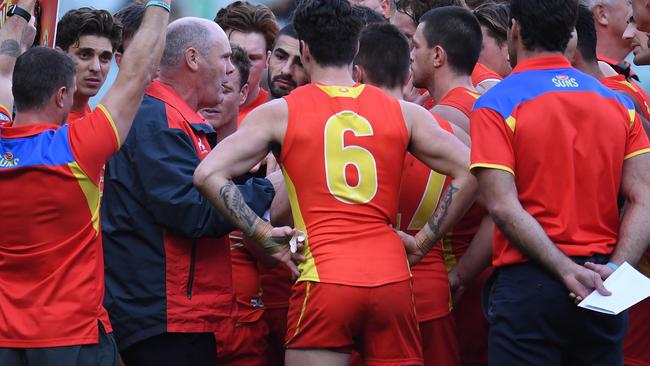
268,73,298,98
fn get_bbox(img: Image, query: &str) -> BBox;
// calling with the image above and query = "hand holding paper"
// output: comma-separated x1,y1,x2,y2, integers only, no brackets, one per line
578,262,650,315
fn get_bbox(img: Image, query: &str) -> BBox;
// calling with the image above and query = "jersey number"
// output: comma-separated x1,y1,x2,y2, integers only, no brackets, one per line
324,111,378,204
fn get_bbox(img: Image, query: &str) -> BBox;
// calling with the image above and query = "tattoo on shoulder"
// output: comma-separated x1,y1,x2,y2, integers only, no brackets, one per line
219,181,259,235
0,40,20,58
426,184,460,244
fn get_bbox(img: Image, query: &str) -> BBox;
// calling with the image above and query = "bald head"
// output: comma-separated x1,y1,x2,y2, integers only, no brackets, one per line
160,17,229,69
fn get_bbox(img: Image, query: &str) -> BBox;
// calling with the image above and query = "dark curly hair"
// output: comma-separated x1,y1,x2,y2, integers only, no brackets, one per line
56,7,122,52
394,0,463,24
293,0,365,67
114,3,146,53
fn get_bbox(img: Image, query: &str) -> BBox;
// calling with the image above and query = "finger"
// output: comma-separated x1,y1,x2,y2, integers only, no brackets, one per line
569,292,576,299
249,162,261,174
285,259,300,279
291,252,306,263
593,274,612,296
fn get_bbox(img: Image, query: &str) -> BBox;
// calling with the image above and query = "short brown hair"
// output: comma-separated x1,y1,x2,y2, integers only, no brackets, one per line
215,1,279,51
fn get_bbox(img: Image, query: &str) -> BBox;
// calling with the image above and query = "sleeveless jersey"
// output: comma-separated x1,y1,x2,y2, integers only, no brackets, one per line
281,83,410,286
398,116,454,321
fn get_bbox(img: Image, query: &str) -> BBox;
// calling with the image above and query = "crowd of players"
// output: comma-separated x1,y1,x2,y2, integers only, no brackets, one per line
1,0,650,365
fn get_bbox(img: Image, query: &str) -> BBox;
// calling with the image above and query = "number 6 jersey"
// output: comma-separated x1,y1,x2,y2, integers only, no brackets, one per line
280,83,410,286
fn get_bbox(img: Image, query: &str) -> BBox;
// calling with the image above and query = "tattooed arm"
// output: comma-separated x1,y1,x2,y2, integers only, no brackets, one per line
399,101,478,265
0,0,37,114
194,99,304,276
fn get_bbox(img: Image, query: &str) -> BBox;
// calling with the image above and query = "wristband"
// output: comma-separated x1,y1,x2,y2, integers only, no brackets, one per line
8,5,31,23
146,1,171,13
606,262,619,271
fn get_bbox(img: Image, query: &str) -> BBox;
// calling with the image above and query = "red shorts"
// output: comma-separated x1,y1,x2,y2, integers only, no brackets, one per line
286,280,422,366
454,268,491,364
420,314,459,366
624,298,650,366
264,307,289,366
215,318,269,366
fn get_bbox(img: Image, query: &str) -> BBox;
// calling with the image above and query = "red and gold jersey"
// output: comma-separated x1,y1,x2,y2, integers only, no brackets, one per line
281,83,410,286
471,63,503,89
0,103,11,126
398,117,453,321
471,56,650,266
437,87,481,119
600,75,650,122
0,106,119,347
238,88,269,126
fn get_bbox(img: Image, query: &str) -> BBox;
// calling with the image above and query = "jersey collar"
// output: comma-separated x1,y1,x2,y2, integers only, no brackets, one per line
146,80,203,124
0,123,60,138
511,56,573,74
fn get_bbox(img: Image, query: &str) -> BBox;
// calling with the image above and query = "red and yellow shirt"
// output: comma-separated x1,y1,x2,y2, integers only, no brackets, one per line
438,87,481,119
600,75,650,122
398,117,454,321
471,63,503,89
470,56,650,267
237,88,269,126
0,106,119,347
281,83,410,286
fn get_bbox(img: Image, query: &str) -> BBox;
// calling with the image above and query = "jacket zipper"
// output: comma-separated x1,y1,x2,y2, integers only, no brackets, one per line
187,240,197,299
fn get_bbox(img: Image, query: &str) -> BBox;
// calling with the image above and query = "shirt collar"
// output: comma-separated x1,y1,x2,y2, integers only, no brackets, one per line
511,56,573,74
146,80,203,124
0,123,60,138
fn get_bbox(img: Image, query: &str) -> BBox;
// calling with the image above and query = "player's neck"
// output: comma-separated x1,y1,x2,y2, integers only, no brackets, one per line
72,94,90,113
243,84,261,108
582,60,606,80
429,71,473,103
516,49,565,66
216,120,238,144
377,85,403,99
13,108,64,127
309,65,356,86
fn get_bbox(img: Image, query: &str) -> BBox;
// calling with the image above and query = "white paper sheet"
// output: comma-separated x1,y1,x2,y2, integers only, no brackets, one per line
578,262,650,315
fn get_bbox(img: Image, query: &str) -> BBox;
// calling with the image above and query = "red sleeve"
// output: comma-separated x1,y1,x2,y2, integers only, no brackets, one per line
68,104,120,183
0,104,12,125
624,111,650,160
469,107,515,175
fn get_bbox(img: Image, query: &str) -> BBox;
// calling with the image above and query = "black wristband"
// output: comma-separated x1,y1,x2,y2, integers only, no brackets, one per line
8,5,31,23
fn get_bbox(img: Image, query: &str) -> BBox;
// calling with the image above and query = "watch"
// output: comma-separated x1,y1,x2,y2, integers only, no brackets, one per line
8,5,31,23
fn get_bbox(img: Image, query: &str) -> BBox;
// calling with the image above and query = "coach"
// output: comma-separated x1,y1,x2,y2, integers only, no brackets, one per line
100,16,275,366
470,0,650,365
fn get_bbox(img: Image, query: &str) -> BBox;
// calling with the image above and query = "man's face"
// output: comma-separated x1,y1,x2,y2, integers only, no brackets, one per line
228,31,268,91
66,35,113,99
632,0,650,32
603,0,634,52
624,17,650,64
197,30,234,110
200,68,244,130
349,0,386,16
479,25,511,77
267,35,309,98
391,10,417,49
410,23,433,88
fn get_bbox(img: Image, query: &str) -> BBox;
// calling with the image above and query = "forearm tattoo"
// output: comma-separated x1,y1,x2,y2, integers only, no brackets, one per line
0,40,20,58
219,181,259,236
418,184,460,253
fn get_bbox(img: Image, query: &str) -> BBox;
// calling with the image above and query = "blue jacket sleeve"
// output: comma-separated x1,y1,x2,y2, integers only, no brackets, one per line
132,122,275,239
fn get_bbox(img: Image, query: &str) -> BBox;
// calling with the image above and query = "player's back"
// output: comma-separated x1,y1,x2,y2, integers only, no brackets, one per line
281,83,410,287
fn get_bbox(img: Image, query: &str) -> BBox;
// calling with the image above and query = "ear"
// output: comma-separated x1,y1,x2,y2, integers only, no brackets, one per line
380,0,390,18
115,52,123,68
239,83,250,107
510,18,519,43
300,40,310,63
267,49,272,68
594,4,608,26
55,86,67,109
431,45,446,68
353,64,364,83
184,48,200,72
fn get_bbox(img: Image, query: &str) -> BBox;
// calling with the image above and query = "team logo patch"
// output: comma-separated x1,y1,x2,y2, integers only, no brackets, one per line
552,75,579,88
338,87,350,93
4,152,13,160
0,151,18,168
